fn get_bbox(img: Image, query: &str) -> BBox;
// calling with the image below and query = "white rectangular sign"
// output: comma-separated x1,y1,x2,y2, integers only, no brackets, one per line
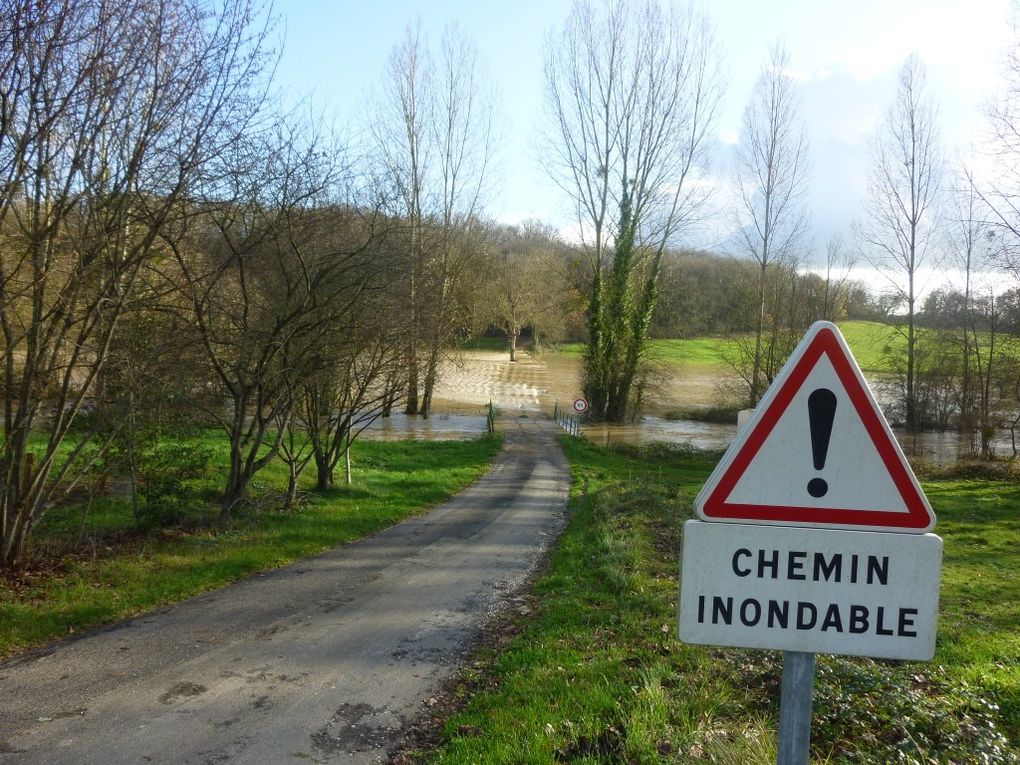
679,520,942,660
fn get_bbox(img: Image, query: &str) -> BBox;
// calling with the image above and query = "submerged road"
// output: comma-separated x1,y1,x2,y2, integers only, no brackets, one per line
0,415,570,764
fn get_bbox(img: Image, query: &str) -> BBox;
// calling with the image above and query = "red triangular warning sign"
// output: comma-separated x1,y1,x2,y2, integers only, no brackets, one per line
695,322,935,533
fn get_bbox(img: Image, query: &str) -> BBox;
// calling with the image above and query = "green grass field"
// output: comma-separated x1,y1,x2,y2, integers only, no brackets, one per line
551,321,903,373
0,433,502,658
419,438,1019,764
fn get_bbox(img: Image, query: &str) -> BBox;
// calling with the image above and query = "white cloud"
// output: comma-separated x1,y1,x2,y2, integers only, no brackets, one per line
813,264,1006,300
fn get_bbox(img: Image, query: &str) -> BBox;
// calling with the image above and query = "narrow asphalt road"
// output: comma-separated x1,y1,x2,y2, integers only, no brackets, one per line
0,415,570,764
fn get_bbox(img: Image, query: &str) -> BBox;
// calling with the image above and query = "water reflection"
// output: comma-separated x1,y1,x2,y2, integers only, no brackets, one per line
579,415,1015,465
583,416,734,451
361,412,488,441
894,429,1015,465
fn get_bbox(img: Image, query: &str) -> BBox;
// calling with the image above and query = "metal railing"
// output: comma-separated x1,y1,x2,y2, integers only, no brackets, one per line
553,401,582,437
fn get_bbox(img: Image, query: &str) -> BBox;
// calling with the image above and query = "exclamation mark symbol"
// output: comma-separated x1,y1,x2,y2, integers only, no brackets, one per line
807,388,837,498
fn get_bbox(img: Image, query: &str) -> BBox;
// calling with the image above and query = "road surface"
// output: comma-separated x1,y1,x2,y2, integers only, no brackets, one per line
0,415,569,764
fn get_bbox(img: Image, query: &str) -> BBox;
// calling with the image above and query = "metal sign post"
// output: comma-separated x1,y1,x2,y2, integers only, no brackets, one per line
677,322,943,765
778,651,815,765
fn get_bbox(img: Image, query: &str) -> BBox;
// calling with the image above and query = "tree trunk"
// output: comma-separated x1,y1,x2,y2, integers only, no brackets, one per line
222,472,249,517
960,262,973,436
314,451,333,492
285,462,300,510
127,388,141,520
381,382,398,417
1,523,30,570
421,342,441,419
751,263,767,406
222,396,248,516
906,298,917,432
404,361,420,415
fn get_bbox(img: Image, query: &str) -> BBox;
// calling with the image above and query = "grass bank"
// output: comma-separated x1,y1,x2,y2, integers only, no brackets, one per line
0,434,502,659
420,438,1019,764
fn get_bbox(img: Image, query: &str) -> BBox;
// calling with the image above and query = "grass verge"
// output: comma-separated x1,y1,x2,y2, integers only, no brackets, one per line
418,438,1019,764
0,434,502,659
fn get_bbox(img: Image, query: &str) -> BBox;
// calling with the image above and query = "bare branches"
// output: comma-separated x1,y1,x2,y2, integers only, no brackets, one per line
732,42,810,404
370,23,497,417
0,0,275,566
858,57,943,295
856,55,944,431
542,0,722,421
735,44,810,271
541,0,722,264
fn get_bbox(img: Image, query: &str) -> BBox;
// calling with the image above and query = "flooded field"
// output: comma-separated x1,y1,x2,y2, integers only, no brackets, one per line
366,349,1015,464
362,411,490,440
363,349,743,450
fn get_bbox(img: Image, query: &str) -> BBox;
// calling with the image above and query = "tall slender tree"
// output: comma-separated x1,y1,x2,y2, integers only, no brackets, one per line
856,55,943,432
733,43,810,406
946,165,994,437
542,0,722,421
372,24,495,418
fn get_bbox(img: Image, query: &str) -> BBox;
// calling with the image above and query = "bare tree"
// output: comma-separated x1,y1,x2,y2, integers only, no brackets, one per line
372,24,430,416
732,43,810,405
723,256,815,400
983,11,1020,275
300,320,405,493
482,222,568,361
173,117,387,514
0,0,272,568
819,234,855,321
372,23,495,418
543,0,722,421
946,165,997,437
856,55,943,432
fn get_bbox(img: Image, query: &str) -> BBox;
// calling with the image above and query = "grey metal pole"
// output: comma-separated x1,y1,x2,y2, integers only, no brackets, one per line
777,651,815,765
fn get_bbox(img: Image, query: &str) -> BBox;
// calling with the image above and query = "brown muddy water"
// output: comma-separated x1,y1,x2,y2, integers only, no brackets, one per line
365,350,1010,464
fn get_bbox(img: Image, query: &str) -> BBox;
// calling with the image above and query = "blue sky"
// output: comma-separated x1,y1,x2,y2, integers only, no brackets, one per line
273,0,1014,267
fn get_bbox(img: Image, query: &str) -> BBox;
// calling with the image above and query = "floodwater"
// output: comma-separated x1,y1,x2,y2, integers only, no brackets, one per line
582,417,734,451
369,349,1013,464
361,411,489,441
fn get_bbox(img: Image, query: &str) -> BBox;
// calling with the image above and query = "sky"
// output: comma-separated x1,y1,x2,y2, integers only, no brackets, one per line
272,0,1015,282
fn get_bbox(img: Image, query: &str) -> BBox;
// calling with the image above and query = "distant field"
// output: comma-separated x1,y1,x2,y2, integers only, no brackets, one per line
550,321,902,373
837,320,902,371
